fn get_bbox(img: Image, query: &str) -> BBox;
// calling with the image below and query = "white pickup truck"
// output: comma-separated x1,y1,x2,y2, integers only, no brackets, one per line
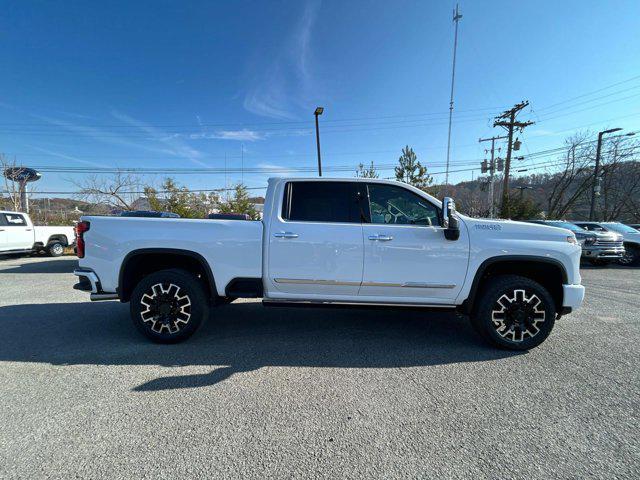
0,210,75,257
73,178,585,350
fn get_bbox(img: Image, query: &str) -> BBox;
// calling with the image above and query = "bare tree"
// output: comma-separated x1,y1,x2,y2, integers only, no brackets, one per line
599,136,640,221
71,172,139,211
0,153,20,210
543,132,594,219
0,153,35,213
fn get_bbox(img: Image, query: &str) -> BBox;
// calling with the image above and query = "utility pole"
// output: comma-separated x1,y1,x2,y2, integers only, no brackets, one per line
493,101,534,218
479,134,508,218
445,3,462,185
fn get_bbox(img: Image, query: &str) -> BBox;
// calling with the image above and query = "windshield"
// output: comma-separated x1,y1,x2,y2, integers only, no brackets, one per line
604,223,639,234
547,221,584,233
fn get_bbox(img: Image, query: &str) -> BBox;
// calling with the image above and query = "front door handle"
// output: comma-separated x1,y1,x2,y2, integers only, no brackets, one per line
274,232,299,239
25,228,33,231
368,234,393,241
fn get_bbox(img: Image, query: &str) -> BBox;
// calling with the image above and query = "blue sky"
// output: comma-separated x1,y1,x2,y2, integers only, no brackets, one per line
1,0,640,197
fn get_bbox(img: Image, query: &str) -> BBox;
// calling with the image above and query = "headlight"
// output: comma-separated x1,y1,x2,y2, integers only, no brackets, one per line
566,235,578,244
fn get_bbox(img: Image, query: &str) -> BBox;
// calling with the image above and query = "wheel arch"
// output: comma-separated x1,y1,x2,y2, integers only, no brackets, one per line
46,234,69,246
119,248,217,302
461,255,568,314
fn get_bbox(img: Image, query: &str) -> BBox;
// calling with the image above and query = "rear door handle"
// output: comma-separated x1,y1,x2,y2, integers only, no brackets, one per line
274,232,299,239
25,228,33,231
368,234,393,241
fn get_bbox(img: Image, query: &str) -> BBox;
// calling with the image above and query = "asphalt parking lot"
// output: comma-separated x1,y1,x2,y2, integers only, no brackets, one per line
0,256,638,479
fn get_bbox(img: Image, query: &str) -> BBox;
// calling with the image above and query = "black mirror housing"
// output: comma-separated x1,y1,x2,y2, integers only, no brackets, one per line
442,197,460,241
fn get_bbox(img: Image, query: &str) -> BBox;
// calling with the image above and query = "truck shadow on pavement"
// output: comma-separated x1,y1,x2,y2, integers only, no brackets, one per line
0,257,78,274
0,301,523,391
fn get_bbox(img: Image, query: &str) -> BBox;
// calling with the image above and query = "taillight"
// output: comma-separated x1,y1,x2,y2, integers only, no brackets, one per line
75,221,90,258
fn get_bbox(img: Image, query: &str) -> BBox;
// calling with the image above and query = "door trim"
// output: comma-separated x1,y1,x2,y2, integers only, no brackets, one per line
274,278,361,286
361,281,455,288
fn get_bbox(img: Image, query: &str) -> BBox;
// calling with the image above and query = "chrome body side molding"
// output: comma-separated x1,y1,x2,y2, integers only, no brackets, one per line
274,278,455,289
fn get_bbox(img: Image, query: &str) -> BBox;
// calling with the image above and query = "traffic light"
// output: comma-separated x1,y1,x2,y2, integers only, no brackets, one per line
481,160,488,173
497,158,504,171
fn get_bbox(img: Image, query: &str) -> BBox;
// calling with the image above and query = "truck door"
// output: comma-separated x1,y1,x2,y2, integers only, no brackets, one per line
359,183,469,304
267,181,364,298
2,213,34,250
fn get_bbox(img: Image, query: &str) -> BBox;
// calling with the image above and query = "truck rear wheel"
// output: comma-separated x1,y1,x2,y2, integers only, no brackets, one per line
130,268,209,343
471,275,556,351
47,241,65,257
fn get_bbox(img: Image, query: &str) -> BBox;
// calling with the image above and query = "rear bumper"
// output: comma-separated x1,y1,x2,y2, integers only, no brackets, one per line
73,268,118,301
563,284,585,309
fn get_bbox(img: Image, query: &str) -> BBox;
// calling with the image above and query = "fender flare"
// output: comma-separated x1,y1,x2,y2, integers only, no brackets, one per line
118,248,217,301
461,255,568,314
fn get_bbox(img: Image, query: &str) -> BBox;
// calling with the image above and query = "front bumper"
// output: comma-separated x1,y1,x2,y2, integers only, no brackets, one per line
563,284,585,309
582,245,624,259
73,268,118,301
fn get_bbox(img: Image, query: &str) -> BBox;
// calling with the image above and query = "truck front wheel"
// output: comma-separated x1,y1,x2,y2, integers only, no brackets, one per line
130,268,209,343
471,275,556,351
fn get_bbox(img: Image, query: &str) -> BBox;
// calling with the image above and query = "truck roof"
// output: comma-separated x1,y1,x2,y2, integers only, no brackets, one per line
267,177,441,203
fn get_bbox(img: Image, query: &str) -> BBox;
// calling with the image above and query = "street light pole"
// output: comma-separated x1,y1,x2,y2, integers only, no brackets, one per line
314,107,324,177
589,128,622,221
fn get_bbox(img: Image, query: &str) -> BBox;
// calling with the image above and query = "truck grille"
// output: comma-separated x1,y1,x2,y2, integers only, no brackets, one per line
594,240,623,247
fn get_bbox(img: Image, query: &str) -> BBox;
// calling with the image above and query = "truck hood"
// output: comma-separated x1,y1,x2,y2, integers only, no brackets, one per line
460,216,575,242
592,230,623,242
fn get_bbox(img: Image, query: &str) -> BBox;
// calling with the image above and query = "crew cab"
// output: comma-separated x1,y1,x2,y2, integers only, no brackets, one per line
0,210,75,257
73,178,585,350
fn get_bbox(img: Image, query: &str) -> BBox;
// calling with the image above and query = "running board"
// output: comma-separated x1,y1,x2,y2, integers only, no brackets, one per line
90,293,119,301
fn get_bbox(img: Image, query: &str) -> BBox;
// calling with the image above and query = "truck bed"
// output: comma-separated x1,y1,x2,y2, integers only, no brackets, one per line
79,216,263,295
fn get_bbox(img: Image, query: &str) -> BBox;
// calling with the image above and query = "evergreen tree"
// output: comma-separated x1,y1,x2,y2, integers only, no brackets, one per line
356,161,379,178
219,184,260,220
394,146,432,189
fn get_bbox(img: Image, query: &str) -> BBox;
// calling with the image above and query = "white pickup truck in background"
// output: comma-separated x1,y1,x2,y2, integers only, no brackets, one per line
0,210,75,257
73,177,585,350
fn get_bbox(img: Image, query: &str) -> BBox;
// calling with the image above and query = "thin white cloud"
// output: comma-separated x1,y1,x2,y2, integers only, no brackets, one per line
208,129,265,141
25,145,105,168
257,162,290,176
243,0,322,119
177,129,265,142
109,110,209,167
31,113,180,157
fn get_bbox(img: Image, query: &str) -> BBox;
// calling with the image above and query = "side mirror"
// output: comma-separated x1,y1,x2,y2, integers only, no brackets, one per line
442,197,460,241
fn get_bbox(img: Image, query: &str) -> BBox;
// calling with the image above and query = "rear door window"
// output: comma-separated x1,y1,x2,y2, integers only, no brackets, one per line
282,181,362,223
4,213,26,226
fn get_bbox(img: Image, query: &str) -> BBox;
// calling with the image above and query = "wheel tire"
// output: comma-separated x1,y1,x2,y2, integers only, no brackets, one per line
588,258,610,266
47,242,65,257
130,268,209,344
471,275,556,351
618,244,640,266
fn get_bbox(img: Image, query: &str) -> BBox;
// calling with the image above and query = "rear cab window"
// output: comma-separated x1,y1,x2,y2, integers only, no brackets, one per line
281,181,364,223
